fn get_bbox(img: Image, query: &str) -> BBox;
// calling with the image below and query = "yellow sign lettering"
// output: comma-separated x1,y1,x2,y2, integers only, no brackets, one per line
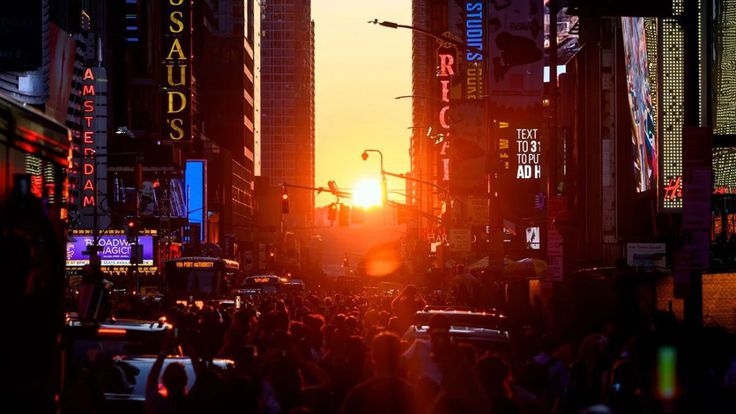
169,11,184,33
166,64,187,86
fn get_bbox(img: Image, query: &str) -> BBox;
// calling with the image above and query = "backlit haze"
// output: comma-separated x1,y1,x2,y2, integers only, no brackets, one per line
313,1,412,208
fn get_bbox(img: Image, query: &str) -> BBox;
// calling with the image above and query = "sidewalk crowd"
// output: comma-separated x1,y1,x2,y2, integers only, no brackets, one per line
70,270,736,414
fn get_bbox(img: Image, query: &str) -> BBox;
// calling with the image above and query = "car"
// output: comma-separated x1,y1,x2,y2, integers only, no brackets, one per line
233,274,283,296
63,313,177,356
401,306,519,370
100,355,236,414
61,314,177,412
62,314,235,414
282,278,306,293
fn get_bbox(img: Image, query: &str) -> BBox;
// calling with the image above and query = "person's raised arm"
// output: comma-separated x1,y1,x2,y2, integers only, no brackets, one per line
179,324,208,378
145,329,175,412
415,291,427,309
391,288,407,311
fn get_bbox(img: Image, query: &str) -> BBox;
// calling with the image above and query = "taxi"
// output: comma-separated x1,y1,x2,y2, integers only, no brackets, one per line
401,306,519,369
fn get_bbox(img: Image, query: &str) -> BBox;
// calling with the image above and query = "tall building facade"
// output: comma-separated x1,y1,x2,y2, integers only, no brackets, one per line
195,0,258,263
14,0,260,282
259,0,315,230
409,0,547,278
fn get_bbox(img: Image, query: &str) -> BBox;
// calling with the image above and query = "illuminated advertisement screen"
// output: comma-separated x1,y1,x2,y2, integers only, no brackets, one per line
66,235,154,267
185,159,206,241
622,17,658,193
713,147,736,195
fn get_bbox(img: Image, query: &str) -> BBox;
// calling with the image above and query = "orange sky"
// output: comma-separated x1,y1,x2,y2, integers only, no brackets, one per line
313,1,412,207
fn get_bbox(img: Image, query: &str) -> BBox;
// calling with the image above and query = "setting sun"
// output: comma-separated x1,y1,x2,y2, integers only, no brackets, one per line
352,178,383,208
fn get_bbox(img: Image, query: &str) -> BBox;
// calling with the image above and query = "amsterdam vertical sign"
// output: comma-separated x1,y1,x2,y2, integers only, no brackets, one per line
80,68,98,212
161,0,192,143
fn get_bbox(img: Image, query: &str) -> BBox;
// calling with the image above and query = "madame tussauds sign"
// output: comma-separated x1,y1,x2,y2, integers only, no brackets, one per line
161,0,191,142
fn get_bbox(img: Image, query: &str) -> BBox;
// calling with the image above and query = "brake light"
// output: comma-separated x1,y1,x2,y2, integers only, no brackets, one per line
98,327,127,336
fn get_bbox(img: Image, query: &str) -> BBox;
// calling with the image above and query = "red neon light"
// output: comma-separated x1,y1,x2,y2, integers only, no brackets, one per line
663,176,683,201
97,327,126,336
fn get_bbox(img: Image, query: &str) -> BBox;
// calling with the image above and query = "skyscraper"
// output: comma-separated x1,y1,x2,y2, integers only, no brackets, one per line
259,0,315,229
195,0,258,257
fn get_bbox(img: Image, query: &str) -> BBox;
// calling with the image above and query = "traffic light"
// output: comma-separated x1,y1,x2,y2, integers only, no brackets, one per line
328,180,339,195
125,217,139,242
338,203,350,227
130,244,144,264
281,186,289,214
327,203,337,222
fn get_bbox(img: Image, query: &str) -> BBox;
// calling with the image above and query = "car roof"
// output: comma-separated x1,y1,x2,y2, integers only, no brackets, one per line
66,314,172,333
104,356,235,402
404,307,514,347
405,324,511,342
413,306,512,330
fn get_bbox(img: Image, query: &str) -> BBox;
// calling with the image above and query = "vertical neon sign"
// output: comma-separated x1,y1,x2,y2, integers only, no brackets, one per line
464,1,485,99
161,0,191,143
81,67,97,209
437,49,456,184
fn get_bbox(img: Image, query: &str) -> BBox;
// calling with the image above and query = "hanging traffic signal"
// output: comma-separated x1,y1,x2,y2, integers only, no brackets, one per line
338,203,350,227
327,203,337,222
125,217,139,242
281,191,290,214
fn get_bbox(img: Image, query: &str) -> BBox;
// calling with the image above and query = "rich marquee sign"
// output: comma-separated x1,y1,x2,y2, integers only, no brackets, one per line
436,46,457,186
161,0,191,143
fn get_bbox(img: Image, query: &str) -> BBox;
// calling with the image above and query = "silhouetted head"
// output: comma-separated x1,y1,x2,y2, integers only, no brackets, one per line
429,313,451,335
162,362,188,395
476,354,510,388
370,331,402,373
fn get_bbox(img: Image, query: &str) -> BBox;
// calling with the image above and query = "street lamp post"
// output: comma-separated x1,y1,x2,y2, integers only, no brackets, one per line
373,18,509,285
84,128,138,289
361,149,388,205
370,19,485,57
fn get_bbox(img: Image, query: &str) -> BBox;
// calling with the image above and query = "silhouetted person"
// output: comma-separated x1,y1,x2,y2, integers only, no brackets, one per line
390,285,426,334
450,264,482,306
145,357,189,414
339,331,419,414
475,354,521,414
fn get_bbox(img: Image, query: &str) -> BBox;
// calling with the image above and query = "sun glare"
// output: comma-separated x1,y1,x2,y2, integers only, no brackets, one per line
352,178,382,208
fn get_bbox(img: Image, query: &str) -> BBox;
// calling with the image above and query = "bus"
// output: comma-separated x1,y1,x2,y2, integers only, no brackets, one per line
233,274,306,297
162,256,241,301
0,92,72,411
235,274,283,295
0,92,71,226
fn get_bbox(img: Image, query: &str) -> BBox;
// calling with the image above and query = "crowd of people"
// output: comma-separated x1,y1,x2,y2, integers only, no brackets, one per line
70,266,736,414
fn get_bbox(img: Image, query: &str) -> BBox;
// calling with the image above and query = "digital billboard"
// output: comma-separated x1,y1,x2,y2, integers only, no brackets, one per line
185,159,206,242
621,17,658,193
713,147,736,195
66,235,154,267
